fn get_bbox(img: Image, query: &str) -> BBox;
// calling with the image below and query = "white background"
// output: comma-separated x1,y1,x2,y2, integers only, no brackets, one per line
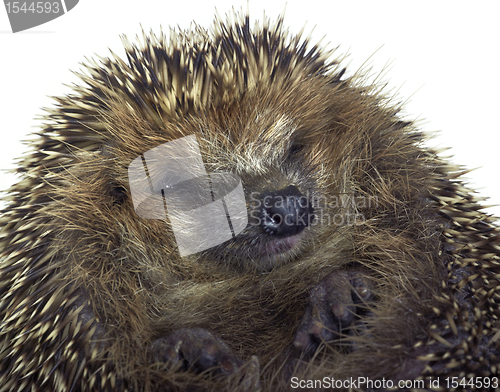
1,0,499,217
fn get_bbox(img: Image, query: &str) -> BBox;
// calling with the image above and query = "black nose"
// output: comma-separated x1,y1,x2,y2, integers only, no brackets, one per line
259,185,314,236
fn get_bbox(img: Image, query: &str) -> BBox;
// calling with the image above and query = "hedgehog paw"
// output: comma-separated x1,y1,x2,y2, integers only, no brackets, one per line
293,270,374,354
149,328,246,375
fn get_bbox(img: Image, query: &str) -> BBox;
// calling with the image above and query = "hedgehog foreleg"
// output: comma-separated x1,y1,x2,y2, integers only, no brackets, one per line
293,270,374,354
148,328,244,374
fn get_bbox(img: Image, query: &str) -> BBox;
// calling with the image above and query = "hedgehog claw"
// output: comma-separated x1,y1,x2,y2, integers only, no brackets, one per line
294,270,374,354
149,328,244,375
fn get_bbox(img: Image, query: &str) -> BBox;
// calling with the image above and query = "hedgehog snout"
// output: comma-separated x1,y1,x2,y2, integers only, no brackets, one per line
257,185,314,237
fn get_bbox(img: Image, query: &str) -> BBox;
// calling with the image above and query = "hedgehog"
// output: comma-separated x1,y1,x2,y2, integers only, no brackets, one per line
1,10,500,392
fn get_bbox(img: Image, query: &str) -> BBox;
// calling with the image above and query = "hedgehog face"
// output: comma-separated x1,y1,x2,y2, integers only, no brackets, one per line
125,104,337,271
195,115,320,271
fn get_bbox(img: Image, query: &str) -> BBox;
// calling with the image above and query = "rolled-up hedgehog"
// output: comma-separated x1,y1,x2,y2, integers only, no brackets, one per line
1,11,499,392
